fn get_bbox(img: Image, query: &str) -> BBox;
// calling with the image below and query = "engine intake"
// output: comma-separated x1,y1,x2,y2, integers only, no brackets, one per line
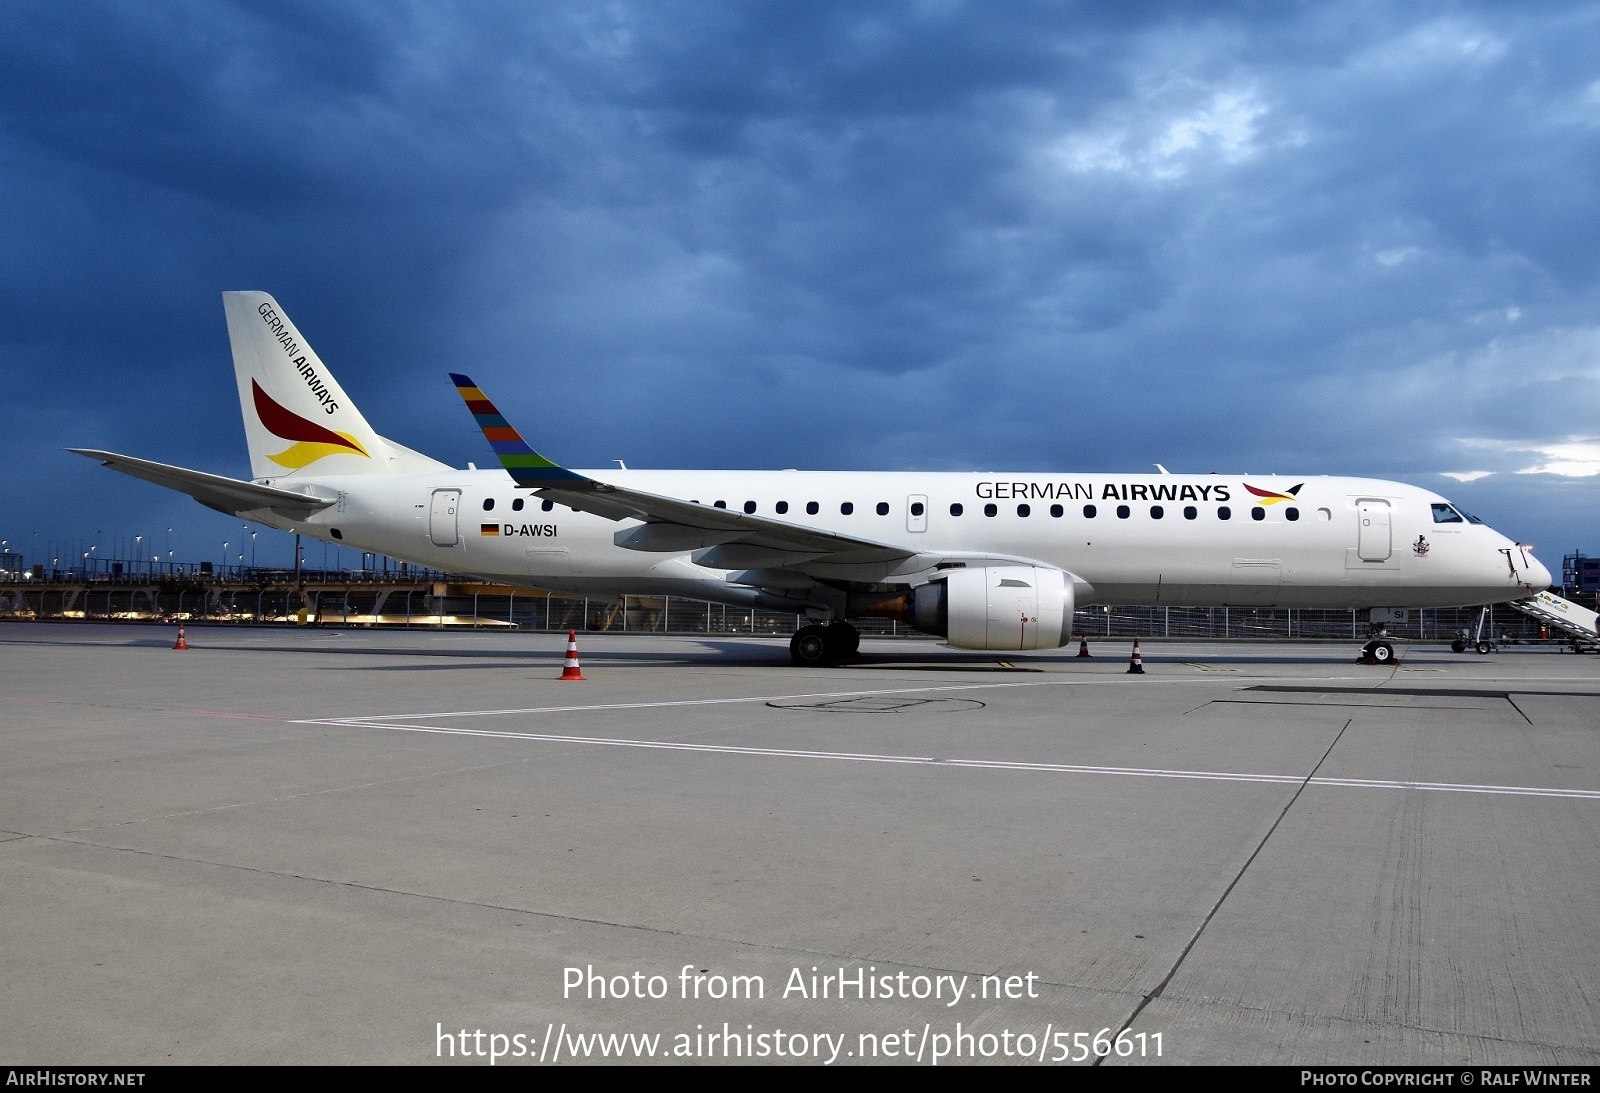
911,566,1076,651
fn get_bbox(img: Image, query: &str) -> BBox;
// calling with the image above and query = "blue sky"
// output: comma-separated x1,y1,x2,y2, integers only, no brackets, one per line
4,1,1597,572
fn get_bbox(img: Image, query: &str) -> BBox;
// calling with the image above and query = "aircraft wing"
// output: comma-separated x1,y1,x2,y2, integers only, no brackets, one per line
450,375,913,564
68,449,337,521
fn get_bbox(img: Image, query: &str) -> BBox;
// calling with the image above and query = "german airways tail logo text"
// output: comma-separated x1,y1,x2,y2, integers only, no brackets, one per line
253,381,370,469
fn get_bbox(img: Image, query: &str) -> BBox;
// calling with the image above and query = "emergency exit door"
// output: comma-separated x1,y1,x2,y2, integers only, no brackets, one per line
907,494,928,533
429,489,461,547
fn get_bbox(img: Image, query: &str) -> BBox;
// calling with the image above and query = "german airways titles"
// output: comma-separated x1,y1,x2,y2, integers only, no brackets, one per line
977,480,1235,502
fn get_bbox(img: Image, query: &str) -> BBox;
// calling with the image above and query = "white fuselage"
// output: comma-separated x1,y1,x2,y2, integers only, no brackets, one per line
253,468,1547,612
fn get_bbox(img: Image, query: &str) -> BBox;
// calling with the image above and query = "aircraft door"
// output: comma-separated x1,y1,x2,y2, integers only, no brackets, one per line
907,494,928,533
429,489,461,547
1357,499,1391,561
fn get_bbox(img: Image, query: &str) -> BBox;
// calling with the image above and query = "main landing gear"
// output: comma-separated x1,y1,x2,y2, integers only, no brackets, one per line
789,622,861,666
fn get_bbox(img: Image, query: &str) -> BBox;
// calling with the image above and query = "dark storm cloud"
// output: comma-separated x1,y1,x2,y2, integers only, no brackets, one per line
2,1,1596,566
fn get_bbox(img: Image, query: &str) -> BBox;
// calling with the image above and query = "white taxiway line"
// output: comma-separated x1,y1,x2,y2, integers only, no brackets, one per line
298,717,1600,801
295,672,1403,725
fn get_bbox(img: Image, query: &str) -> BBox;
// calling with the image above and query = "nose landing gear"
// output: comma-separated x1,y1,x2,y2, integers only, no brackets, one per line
1450,607,1497,654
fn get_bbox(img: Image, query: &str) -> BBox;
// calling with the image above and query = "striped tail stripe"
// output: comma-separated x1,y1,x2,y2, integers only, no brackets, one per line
450,373,586,486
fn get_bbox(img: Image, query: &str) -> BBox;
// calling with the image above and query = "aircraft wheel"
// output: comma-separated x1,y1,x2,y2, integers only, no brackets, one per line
825,622,860,659
1370,640,1395,664
790,625,832,666
1475,640,1493,655
1450,639,1466,653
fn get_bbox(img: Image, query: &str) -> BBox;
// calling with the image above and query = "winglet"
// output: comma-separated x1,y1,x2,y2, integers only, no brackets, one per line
450,374,590,488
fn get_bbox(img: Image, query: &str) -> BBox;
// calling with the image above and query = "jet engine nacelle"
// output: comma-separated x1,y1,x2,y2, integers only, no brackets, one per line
911,566,1076,651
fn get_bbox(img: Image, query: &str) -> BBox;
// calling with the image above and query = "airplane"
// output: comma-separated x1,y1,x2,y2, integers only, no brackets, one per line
72,291,1553,666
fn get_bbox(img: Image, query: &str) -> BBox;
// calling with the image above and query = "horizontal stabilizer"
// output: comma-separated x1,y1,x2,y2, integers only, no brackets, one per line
68,449,336,520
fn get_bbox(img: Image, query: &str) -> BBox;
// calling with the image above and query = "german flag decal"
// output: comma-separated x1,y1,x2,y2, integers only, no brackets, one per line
480,523,500,536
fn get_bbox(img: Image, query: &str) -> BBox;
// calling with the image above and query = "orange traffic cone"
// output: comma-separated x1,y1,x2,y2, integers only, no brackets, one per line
1076,632,1092,658
173,622,189,651
1126,640,1144,674
559,629,585,680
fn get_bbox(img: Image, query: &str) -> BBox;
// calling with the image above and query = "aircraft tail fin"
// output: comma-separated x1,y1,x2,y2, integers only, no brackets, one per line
223,291,447,479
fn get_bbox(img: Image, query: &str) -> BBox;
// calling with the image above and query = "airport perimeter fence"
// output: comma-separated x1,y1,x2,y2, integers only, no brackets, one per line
0,581,1556,643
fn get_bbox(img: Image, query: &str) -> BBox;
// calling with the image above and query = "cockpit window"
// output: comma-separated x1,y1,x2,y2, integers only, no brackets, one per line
1431,503,1464,524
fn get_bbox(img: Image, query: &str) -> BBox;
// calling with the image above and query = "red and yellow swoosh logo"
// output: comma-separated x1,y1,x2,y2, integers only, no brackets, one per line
253,381,369,468
1242,482,1304,505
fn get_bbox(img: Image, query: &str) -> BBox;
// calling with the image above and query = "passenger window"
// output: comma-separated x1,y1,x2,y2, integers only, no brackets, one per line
1251,507,1265,521
806,501,819,515
841,502,854,515
876,502,889,516
1218,506,1232,520
541,500,554,512
1083,504,1097,518
1431,503,1465,524
950,503,964,516
1017,504,1030,517
714,500,727,509
512,498,524,511
1116,505,1130,519
776,501,789,515
1050,504,1063,518
1184,506,1197,520
984,503,997,517
910,502,925,516
482,498,495,511
1150,505,1163,519
1285,507,1299,522
744,501,757,514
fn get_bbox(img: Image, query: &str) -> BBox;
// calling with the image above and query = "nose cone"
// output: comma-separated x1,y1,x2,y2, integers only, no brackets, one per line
1524,551,1553,592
